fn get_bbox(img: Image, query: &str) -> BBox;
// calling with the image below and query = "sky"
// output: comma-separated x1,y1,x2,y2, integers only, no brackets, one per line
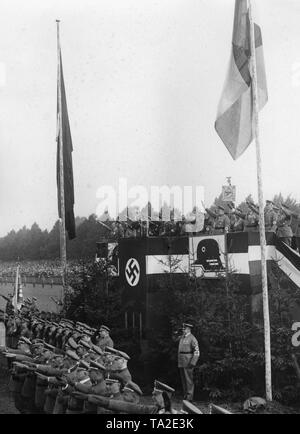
0,0,300,236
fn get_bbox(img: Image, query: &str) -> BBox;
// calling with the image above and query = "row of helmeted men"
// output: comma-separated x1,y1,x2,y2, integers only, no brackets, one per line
0,302,203,415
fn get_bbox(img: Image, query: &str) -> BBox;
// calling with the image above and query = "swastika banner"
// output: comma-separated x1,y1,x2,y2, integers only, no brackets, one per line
119,238,147,314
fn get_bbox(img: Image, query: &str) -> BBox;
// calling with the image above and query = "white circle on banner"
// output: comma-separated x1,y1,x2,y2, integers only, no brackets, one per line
125,258,140,287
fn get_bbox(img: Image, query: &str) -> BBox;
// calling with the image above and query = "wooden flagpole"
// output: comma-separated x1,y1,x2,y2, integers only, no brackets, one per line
248,0,272,401
56,20,67,302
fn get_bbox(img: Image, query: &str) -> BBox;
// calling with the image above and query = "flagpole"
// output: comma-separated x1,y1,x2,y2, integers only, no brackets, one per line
13,265,19,313
56,19,67,300
248,0,272,401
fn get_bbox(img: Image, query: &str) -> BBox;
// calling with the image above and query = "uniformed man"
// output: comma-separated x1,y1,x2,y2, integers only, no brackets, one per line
243,202,259,232
231,208,245,232
104,347,132,385
177,323,200,402
87,380,176,414
206,206,230,235
277,207,293,246
73,360,107,414
93,325,114,350
264,200,278,232
282,205,300,252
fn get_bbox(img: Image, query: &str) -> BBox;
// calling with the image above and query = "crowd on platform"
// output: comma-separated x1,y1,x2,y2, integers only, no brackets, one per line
103,201,300,252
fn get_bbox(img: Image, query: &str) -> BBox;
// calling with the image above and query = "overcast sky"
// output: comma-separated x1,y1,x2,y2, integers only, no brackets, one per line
0,0,299,236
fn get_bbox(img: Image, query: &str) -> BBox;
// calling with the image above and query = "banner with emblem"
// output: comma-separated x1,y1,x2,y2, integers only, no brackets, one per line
189,235,226,278
119,238,147,318
222,184,236,202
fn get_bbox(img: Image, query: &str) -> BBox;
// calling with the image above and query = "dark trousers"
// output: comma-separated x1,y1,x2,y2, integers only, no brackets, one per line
179,367,195,401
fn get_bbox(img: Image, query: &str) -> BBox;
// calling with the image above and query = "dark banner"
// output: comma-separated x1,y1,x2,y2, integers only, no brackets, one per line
119,238,147,315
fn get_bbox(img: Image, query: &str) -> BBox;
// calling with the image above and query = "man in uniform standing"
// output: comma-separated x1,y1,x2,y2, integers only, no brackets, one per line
277,206,293,246
205,206,230,235
92,325,114,350
177,323,200,402
264,200,278,232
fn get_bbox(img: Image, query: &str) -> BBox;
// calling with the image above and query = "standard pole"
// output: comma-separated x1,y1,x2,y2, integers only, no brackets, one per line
56,20,67,301
248,0,272,401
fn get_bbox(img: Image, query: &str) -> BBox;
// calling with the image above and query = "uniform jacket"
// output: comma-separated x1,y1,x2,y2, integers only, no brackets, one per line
264,209,277,232
277,214,293,238
177,333,200,368
95,335,114,350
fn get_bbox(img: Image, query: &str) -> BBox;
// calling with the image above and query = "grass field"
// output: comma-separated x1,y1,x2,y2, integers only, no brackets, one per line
0,283,62,313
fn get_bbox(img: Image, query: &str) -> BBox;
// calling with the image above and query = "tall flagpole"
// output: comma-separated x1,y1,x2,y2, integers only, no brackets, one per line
248,0,272,401
56,20,67,298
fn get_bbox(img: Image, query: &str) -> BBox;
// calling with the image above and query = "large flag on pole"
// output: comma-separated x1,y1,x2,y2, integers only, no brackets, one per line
215,0,268,160
12,266,23,312
56,49,76,240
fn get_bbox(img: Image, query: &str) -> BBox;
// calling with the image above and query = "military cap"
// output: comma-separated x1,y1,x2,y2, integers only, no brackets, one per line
181,400,203,414
153,380,175,395
66,350,80,361
32,297,37,302
81,329,94,337
99,325,110,332
89,360,106,371
105,347,130,360
123,381,143,396
51,322,60,327
32,342,44,349
266,200,275,205
60,320,74,327
182,322,193,329
76,322,89,329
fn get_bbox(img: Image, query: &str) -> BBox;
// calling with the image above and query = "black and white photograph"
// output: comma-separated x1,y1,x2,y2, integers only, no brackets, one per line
0,0,300,417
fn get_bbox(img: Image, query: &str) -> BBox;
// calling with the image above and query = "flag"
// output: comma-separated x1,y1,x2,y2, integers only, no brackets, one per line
215,0,268,160
57,51,76,240
12,266,23,311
